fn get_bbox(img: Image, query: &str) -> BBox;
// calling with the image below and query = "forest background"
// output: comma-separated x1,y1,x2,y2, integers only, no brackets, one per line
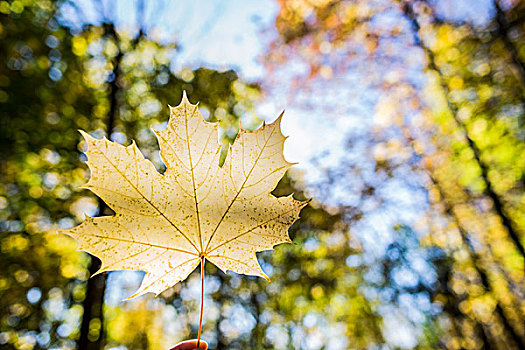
1,0,524,349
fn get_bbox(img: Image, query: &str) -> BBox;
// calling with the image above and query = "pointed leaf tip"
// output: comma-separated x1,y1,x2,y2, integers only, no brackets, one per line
181,90,191,105
78,129,91,141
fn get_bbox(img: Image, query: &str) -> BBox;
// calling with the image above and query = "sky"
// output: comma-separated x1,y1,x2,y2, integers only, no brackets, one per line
61,0,279,80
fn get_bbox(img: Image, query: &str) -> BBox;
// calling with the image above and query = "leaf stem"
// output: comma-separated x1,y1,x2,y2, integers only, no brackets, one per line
197,256,205,348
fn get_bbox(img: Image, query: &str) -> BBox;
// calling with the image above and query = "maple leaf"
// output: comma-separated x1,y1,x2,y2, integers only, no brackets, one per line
60,93,305,298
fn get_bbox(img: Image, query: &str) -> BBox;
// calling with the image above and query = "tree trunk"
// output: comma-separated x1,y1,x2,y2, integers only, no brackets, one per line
401,117,524,348
399,0,524,258
78,257,107,350
79,21,123,350
493,0,525,86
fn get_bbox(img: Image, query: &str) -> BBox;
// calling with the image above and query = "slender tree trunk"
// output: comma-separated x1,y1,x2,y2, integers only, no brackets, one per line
443,264,491,350
493,0,525,86
78,22,123,350
78,257,107,350
399,0,524,258
400,124,524,347
215,273,228,348
105,23,124,140
429,170,525,348
250,289,265,348
475,322,493,350
492,0,525,138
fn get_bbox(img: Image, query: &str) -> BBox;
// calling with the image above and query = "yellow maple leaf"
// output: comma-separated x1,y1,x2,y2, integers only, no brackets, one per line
60,93,305,298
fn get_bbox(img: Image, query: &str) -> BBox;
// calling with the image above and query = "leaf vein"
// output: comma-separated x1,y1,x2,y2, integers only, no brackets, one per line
91,141,199,253
185,103,204,252
139,258,199,294
204,124,278,251
78,233,198,256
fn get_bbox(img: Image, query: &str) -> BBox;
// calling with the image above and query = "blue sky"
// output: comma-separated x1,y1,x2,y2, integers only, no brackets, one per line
61,0,279,80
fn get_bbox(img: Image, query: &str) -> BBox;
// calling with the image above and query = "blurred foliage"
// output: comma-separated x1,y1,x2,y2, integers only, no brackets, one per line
267,0,524,349
1,0,524,349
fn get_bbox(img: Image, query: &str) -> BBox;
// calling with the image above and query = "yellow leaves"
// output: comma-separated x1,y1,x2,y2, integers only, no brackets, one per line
433,24,463,51
448,76,464,90
72,37,87,56
60,93,305,298
0,2,9,14
1,234,29,252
